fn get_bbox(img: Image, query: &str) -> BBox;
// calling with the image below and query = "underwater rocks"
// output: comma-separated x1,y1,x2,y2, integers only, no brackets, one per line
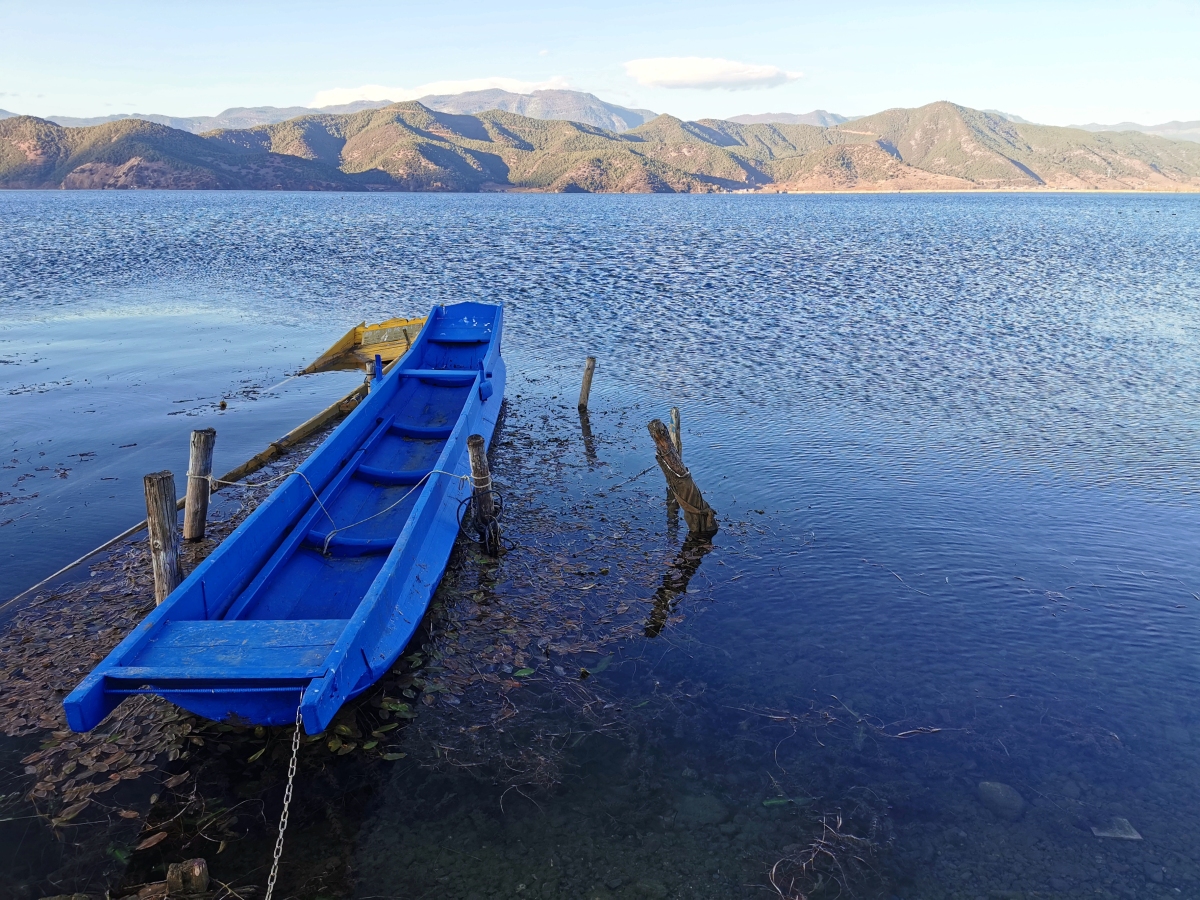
976,781,1026,821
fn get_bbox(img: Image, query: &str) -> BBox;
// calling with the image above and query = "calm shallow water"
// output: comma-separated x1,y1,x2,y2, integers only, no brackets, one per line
1,191,1199,899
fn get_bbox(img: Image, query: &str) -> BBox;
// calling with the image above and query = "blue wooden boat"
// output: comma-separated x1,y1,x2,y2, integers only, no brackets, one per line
64,302,505,735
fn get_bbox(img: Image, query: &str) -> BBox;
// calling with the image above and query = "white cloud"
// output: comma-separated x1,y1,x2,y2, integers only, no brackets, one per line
310,76,569,108
623,57,801,90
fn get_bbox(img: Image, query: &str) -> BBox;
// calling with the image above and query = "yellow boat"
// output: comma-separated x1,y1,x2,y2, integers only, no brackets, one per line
302,316,427,374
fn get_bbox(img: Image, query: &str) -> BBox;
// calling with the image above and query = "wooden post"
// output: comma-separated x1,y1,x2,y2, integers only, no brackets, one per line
144,470,183,604
666,407,681,515
466,434,495,523
578,356,596,410
466,434,501,555
183,428,216,541
648,419,717,535
166,858,210,894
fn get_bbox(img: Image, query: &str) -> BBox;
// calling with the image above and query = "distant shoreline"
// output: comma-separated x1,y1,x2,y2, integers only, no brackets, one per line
4,100,1199,194
3,186,1198,196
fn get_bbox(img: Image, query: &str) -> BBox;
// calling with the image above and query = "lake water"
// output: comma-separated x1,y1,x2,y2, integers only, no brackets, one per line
1,191,1199,899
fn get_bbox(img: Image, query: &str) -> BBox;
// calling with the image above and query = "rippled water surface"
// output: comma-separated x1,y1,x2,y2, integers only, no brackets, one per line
2,191,1199,899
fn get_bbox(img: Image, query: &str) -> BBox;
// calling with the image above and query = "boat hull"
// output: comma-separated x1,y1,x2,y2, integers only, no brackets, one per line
65,302,505,734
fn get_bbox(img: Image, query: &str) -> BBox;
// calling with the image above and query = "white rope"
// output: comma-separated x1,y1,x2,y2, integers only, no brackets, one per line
204,461,471,554
264,700,303,900
319,468,469,554
658,454,692,480
209,469,296,490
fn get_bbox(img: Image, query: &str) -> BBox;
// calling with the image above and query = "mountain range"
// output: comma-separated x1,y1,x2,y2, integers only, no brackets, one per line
2,99,1198,192
0,90,656,134
4,90,1197,145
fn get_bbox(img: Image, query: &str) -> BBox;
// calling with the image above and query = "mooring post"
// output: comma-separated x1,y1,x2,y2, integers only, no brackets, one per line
648,419,717,535
166,859,210,895
183,428,216,541
666,407,682,514
466,434,495,523
466,434,502,555
578,356,597,410
144,470,183,604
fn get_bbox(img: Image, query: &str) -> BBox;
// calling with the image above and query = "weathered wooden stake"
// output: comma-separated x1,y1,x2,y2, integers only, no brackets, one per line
648,419,717,535
183,428,216,541
578,356,597,410
466,434,495,523
144,470,183,604
166,858,210,895
669,407,683,458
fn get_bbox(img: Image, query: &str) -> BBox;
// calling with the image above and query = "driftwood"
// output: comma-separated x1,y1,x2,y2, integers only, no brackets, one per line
647,419,717,535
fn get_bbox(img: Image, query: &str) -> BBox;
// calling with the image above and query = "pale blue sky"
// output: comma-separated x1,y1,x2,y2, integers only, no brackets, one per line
1,0,1197,125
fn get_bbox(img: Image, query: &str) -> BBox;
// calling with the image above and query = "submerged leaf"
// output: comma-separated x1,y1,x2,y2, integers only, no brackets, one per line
762,798,791,808
135,832,169,851
381,752,407,761
513,668,535,677
247,746,266,763
56,799,90,822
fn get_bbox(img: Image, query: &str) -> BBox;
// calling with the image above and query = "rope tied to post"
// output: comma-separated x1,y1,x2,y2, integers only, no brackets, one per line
461,433,505,555
457,487,506,555
656,453,692,481
647,418,718,536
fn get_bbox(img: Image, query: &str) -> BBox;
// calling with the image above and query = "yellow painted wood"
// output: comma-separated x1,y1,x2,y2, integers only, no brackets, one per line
302,316,425,374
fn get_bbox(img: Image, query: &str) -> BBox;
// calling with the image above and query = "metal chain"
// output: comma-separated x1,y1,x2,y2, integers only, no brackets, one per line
264,700,303,900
